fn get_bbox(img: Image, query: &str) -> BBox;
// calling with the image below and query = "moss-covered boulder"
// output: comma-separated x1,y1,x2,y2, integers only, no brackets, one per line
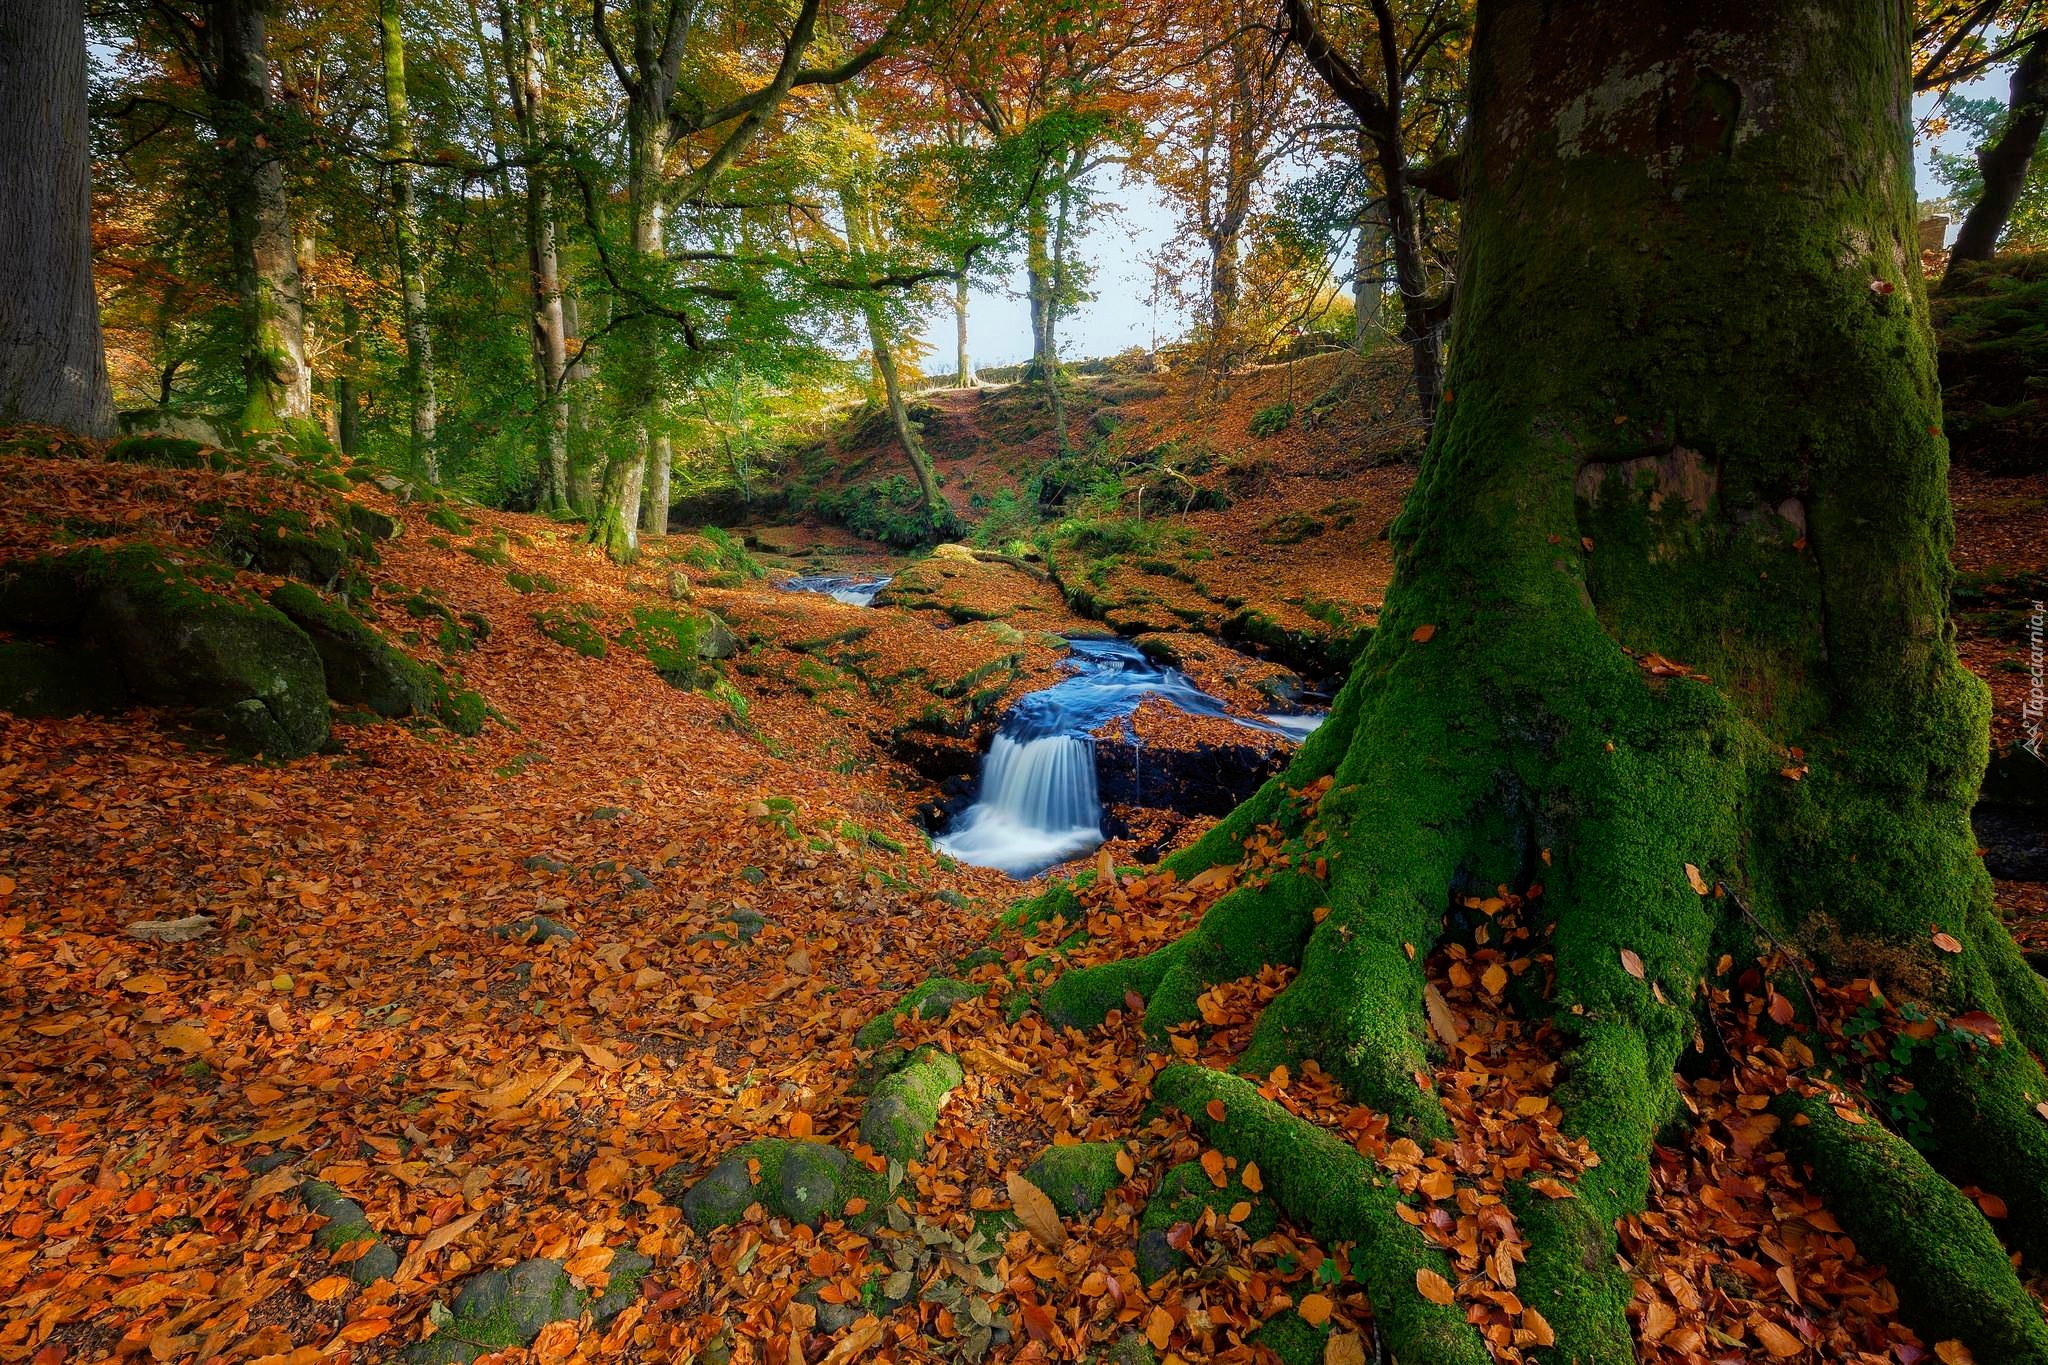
107,434,229,472
0,555,89,631
858,1047,962,1163
0,640,129,717
401,1257,577,1364
210,503,350,588
664,1138,882,1233
1021,1142,1126,1219
855,976,983,1051
270,583,436,718
1135,1159,1279,1283
81,547,329,757
345,503,401,543
1247,1310,1329,1365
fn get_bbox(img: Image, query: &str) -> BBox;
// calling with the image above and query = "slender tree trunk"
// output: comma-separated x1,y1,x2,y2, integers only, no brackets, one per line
1374,121,1441,425
0,0,116,438
379,0,438,480
1946,34,2048,270
588,98,667,561
865,309,944,531
209,0,312,435
562,291,595,512
640,434,671,535
953,274,976,388
1031,5,2048,1361
1352,133,1381,351
497,0,570,511
337,296,361,456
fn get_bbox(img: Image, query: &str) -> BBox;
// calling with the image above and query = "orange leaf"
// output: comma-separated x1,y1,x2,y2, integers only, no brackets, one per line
1414,1268,1455,1305
1683,863,1709,896
1006,1171,1066,1252
1753,1319,1805,1358
304,1275,353,1303
1530,1176,1575,1200
1640,1298,1676,1343
1522,1307,1556,1347
1200,1149,1227,1187
789,1110,815,1137
1950,1011,2003,1046
1325,1332,1367,1365
1935,1340,1978,1365
1410,624,1436,643
1480,964,1507,995
1977,1192,2008,1219
1205,1099,1226,1122
1297,1292,1332,1326
1933,930,1963,954
1146,1305,1173,1351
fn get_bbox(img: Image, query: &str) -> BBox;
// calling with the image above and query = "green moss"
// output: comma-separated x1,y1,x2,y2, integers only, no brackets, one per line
857,1047,962,1162
206,501,350,588
1774,1093,2048,1363
0,640,129,717
664,1138,884,1233
1155,1066,1488,1363
855,977,983,1051
107,434,228,471
1021,1142,1126,1219
534,605,607,658
1247,1311,1328,1365
270,582,437,718
505,570,562,595
1134,1158,1279,1282
424,505,472,534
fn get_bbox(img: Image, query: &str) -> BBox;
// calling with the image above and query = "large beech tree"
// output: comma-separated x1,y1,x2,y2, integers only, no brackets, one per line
0,0,117,437
1006,4,2048,1359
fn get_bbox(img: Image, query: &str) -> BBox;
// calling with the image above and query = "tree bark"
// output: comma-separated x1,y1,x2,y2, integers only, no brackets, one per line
1028,4,2048,1361
208,0,312,434
337,296,362,456
953,274,976,388
1946,33,2048,269
0,0,116,438
379,0,438,480
497,0,571,511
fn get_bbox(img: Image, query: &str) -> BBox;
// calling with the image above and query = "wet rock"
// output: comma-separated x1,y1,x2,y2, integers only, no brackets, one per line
299,1178,401,1286
670,1138,878,1233
1094,732,1285,818
589,805,628,821
587,1248,652,1324
490,916,576,945
401,1257,582,1363
345,503,402,543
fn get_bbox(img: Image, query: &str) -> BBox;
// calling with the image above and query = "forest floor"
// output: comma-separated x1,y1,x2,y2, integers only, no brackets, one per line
0,386,2044,1365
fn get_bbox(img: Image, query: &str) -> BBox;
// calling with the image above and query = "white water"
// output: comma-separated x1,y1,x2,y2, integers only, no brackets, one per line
936,637,1325,878
778,573,892,606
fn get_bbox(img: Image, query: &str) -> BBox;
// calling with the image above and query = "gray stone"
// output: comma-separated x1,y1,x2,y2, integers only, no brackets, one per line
523,855,570,873
777,1142,854,1226
587,1248,652,1324
490,916,576,945
696,613,739,659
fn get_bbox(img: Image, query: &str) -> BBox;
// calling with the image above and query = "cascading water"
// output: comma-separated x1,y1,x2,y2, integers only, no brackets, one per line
936,637,1323,878
777,573,892,606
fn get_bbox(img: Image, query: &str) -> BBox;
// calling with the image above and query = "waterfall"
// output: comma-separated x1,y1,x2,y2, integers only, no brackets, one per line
933,730,1103,878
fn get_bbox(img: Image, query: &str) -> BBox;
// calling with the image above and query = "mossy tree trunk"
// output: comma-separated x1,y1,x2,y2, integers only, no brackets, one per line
208,0,313,435
1036,5,2048,1360
379,0,439,480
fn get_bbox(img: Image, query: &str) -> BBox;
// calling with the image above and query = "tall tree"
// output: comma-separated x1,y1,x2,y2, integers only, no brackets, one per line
0,0,117,437
378,0,438,478
496,0,573,511
1026,3,2048,1360
1283,0,1463,425
207,0,314,432
1946,32,2048,269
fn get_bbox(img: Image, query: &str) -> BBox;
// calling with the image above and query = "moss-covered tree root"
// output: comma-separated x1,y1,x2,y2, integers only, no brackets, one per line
1154,1066,1490,1363
1774,1094,2048,1363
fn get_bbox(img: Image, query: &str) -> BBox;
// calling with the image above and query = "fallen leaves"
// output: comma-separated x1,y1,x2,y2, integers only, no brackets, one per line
1684,863,1709,896
1933,928,1964,953
1619,948,1645,980
1414,1268,1455,1305
1005,1171,1066,1252
1410,623,1437,642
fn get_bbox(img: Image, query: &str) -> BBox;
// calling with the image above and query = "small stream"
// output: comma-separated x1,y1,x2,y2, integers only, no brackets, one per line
936,637,1322,878
776,573,893,606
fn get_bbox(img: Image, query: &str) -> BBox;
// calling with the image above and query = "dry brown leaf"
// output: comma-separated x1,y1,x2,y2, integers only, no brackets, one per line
1935,1341,1978,1365
1640,1298,1676,1342
1933,929,1964,954
1480,963,1507,995
1423,983,1464,1049
1297,1292,1333,1326
1523,1307,1556,1347
1410,623,1436,642
1146,1305,1173,1351
1753,1319,1805,1358
1619,948,1645,979
303,1275,353,1303
1414,1268,1455,1305
1006,1170,1066,1251
1684,862,1709,895
817,1316,884,1365
1324,1332,1366,1365
1242,1162,1263,1192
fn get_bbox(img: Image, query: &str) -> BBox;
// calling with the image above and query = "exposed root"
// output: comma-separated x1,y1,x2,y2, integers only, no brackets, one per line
1774,1092,2048,1363
1153,1063,1495,1365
